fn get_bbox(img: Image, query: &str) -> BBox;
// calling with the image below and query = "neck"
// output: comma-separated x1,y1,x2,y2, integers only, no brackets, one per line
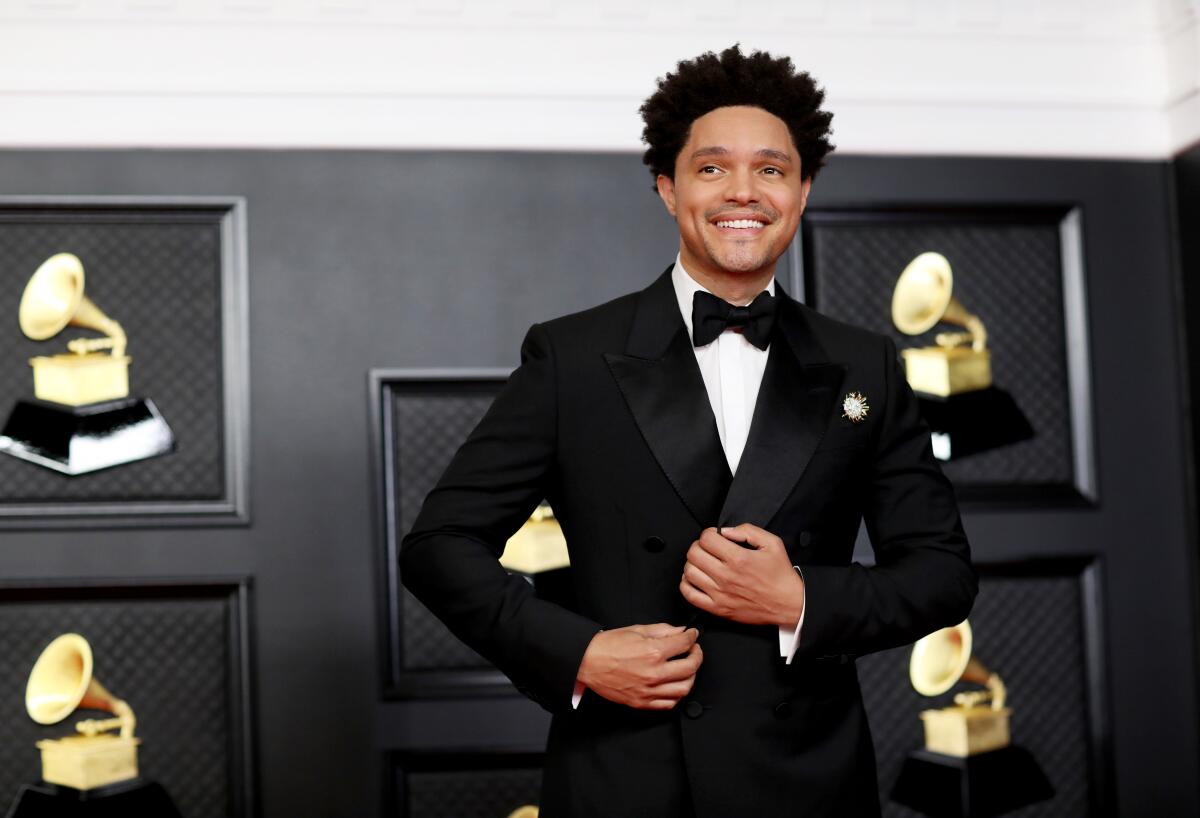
678,248,776,304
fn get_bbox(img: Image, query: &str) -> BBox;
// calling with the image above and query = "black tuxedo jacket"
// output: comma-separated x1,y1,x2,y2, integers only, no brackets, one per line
401,267,977,817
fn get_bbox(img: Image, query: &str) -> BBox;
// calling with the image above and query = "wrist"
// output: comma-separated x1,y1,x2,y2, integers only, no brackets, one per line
777,565,805,628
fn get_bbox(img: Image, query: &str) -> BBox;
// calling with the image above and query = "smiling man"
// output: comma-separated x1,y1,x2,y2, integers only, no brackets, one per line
401,46,976,817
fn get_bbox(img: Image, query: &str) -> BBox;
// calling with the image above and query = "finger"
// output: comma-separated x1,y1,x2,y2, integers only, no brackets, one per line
680,578,716,613
682,562,719,594
635,623,686,638
658,643,703,682
686,542,726,578
653,626,699,659
644,678,695,700
646,698,686,711
697,527,743,562
719,523,780,551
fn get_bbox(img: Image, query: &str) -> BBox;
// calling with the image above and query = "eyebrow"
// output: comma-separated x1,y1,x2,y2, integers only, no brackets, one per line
690,146,794,163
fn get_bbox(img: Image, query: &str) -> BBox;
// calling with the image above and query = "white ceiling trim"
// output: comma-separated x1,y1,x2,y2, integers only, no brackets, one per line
0,0,1196,158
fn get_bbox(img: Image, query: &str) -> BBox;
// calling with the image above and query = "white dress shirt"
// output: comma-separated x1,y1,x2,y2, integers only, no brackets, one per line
572,256,805,708
670,256,805,664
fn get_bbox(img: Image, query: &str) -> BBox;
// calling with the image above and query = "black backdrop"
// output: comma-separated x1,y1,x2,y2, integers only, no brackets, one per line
0,150,1195,817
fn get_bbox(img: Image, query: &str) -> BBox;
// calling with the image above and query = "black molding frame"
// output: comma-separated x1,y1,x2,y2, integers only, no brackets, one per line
971,556,1114,817
0,196,251,528
798,204,1098,507
384,746,545,818
369,368,516,700
0,575,258,818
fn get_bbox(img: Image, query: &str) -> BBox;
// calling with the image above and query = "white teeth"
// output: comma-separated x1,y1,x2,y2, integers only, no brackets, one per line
715,219,764,229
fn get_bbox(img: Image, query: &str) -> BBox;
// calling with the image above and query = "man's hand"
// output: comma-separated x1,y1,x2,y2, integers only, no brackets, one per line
679,524,804,627
576,623,703,710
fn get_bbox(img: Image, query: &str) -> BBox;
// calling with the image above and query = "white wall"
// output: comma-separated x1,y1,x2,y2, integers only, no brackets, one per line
1,0,1198,158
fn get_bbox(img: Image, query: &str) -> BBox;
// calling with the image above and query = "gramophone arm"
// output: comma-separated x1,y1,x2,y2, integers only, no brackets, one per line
934,314,988,353
75,697,136,739
953,672,1007,711
65,315,127,358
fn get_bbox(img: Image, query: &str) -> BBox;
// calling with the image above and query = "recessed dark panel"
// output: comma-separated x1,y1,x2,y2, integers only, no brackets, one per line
371,370,513,698
0,198,249,526
801,207,1095,505
388,750,543,818
0,579,255,818
860,559,1109,817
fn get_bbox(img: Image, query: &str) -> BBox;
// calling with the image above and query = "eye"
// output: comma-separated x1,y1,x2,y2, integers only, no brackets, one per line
699,165,722,175
762,166,783,176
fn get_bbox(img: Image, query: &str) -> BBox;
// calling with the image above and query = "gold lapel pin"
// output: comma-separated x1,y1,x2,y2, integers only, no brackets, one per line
842,391,870,423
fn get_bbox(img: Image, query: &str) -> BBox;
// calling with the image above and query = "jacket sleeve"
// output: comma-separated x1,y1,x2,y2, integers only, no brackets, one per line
794,336,978,660
399,323,602,712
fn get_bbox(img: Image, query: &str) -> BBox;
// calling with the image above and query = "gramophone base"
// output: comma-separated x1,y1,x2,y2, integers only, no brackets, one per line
37,735,139,791
890,746,1054,818
902,346,991,397
915,386,1034,461
920,706,1011,757
0,397,175,475
5,778,181,818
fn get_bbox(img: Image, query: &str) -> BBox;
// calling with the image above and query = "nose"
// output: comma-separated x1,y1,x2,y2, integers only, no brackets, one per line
724,166,758,205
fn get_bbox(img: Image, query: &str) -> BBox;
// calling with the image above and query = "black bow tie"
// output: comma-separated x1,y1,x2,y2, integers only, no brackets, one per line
691,290,777,351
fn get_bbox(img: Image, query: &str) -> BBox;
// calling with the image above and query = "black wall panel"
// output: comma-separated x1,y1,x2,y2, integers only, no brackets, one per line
0,149,1193,817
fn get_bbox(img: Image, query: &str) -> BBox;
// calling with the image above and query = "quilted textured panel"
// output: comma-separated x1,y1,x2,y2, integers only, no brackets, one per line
0,213,226,502
0,588,244,818
860,571,1093,817
806,215,1075,487
392,384,499,670
402,765,541,818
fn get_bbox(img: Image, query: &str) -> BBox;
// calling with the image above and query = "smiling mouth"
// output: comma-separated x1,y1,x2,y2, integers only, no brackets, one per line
714,218,767,229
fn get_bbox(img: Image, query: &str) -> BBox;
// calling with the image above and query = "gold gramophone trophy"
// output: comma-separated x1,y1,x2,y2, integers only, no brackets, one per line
892,252,990,398
0,253,175,474
7,634,183,817
501,503,573,607
910,620,1010,757
890,621,1053,817
891,252,1032,461
501,503,571,576
24,633,140,790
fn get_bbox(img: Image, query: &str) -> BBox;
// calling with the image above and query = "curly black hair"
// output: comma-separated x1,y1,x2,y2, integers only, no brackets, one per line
640,45,834,187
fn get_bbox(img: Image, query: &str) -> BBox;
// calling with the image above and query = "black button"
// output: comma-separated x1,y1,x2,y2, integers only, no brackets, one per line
773,701,792,720
798,531,812,547
685,700,704,719
643,536,666,553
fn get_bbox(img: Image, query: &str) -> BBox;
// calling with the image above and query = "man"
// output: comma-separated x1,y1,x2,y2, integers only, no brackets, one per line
401,45,976,817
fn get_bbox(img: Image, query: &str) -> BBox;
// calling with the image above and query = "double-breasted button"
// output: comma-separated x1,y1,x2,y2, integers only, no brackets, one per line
685,700,704,719
643,536,666,553
797,531,812,547
773,701,793,720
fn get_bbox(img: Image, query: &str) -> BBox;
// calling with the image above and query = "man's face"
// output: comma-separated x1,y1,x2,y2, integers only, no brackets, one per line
657,105,812,284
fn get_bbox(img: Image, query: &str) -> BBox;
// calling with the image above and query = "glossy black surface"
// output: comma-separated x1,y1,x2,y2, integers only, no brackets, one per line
0,398,175,475
916,387,1035,461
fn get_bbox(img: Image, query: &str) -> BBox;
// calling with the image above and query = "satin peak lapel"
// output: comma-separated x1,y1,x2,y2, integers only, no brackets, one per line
604,270,731,528
718,296,847,529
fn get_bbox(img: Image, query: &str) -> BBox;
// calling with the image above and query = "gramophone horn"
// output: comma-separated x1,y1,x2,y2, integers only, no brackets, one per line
18,253,127,357
910,620,1006,710
891,252,987,351
25,633,135,738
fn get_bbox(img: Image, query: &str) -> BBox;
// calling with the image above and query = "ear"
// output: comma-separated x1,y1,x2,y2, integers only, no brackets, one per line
797,177,813,214
656,174,677,217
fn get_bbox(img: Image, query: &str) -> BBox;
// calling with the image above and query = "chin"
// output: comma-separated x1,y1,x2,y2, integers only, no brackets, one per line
708,246,777,276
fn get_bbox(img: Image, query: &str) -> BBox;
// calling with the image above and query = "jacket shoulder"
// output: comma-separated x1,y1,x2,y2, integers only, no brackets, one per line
794,301,894,363
537,290,642,351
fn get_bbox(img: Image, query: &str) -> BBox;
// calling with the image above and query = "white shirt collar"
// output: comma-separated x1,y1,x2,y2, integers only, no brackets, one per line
670,253,777,341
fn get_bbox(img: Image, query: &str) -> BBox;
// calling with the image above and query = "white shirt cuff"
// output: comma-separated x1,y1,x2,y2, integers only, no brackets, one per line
778,565,806,665
571,680,585,709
